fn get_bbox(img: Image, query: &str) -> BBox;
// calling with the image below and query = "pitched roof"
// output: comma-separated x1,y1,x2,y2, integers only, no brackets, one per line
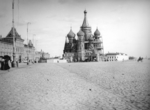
105,52,127,56
105,53,119,56
6,27,23,40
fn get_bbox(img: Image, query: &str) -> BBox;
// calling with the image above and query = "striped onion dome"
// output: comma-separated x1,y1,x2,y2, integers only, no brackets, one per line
94,28,100,36
67,29,75,38
77,30,84,36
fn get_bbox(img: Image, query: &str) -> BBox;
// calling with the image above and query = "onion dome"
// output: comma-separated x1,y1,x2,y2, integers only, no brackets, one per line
67,29,75,38
94,28,100,36
77,30,84,36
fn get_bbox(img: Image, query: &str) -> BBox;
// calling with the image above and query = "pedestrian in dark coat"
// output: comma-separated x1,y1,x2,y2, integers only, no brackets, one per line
4,59,10,70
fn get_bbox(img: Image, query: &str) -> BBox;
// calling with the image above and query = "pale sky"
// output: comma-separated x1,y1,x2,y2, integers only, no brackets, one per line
0,0,150,57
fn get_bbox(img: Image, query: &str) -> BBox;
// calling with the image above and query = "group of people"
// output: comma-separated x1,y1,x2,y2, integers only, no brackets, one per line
0,56,12,71
137,57,143,62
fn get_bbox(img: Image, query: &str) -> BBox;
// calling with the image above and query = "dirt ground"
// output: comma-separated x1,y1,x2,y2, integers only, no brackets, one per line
0,60,150,110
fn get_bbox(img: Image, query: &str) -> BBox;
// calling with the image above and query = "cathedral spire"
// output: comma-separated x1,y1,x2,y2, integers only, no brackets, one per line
81,10,90,28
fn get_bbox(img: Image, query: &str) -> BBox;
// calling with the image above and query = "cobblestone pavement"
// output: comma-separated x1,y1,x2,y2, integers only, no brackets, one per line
0,60,150,110
57,60,150,110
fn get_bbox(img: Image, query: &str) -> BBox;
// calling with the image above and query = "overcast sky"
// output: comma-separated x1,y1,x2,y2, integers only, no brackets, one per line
0,0,150,57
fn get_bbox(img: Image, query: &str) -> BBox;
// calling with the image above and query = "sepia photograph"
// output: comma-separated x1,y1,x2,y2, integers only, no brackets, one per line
0,0,150,110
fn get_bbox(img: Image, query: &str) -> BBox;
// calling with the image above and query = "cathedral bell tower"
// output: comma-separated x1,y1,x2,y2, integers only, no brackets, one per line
80,10,92,41
77,30,85,61
94,28,104,55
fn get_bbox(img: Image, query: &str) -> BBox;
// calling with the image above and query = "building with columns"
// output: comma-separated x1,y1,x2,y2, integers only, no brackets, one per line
63,10,104,62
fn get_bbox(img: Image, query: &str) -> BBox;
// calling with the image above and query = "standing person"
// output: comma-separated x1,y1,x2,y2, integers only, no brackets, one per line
27,57,29,65
4,59,10,71
0,57,3,70
8,59,12,69
0,57,1,69
1,58,5,70
16,59,19,67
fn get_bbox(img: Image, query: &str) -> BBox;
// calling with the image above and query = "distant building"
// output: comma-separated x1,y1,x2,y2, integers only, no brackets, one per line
24,40,35,61
129,56,136,60
105,52,129,61
0,27,50,62
34,50,50,62
43,52,50,59
63,10,104,62
0,27,26,61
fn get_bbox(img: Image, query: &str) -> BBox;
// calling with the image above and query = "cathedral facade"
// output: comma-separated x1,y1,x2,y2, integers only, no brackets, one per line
63,10,104,62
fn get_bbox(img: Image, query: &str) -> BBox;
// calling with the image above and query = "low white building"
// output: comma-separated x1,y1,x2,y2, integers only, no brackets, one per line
105,52,129,61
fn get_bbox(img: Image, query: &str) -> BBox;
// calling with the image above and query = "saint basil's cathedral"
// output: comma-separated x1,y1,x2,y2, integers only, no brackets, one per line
63,10,104,62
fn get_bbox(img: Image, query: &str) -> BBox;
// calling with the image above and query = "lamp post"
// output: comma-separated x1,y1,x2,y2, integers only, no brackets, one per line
33,34,36,47
27,22,31,65
33,34,36,62
35,39,38,63
35,39,38,51
12,0,16,67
